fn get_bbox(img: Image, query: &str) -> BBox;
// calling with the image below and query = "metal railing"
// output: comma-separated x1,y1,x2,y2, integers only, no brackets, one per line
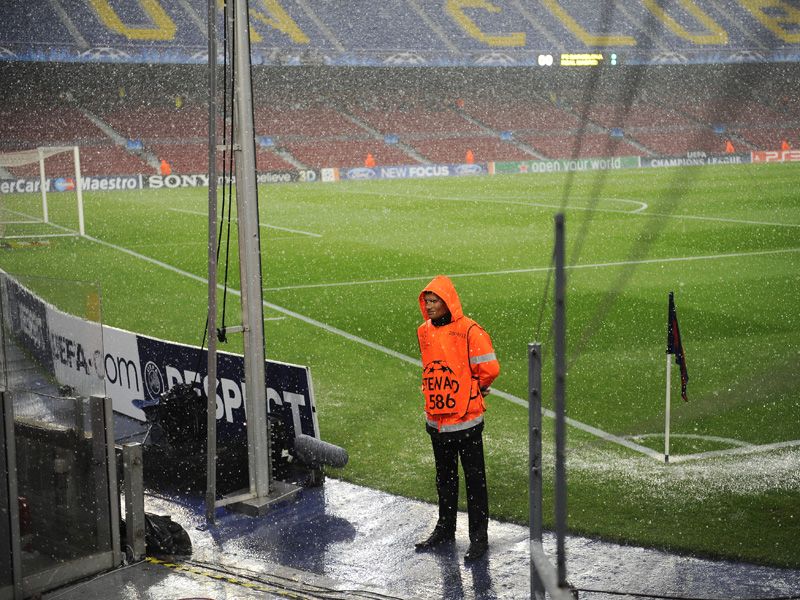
529,214,575,600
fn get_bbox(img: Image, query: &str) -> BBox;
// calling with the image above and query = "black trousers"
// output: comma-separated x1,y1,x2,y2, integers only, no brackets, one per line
427,421,488,543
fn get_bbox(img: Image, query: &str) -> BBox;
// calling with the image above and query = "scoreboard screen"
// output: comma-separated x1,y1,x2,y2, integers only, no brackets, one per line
538,53,620,67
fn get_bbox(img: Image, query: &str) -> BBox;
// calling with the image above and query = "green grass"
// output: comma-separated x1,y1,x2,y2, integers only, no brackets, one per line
2,162,799,567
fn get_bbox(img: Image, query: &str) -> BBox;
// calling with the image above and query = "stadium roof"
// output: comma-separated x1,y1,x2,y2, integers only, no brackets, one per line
3,0,800,67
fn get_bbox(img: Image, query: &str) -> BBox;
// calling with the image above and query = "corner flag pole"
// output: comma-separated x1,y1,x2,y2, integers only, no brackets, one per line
665,349,671,463
665,291,689,463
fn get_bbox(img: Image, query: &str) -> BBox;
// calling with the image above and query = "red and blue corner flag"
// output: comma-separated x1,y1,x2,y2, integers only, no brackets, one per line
667,292,688,402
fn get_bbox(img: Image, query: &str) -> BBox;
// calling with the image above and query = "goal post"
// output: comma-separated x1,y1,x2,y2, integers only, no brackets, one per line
0,145,85,236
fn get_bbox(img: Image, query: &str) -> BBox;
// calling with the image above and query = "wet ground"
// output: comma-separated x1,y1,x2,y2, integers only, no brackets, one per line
44,476,800,600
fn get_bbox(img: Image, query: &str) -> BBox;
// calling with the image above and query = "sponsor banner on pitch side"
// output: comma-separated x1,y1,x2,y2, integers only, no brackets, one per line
133,334,319,442
1,275,319,441
325,162,487,182
642,154,750,168
751,150,800,163
494,155,640,175
1,276,54,377
0,171,319,194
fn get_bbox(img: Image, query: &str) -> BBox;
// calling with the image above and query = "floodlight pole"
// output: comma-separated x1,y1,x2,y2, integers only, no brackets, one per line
233,0,271,503
225,0,299,515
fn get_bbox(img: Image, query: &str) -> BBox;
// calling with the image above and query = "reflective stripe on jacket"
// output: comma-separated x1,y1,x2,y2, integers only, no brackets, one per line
417,275,500,431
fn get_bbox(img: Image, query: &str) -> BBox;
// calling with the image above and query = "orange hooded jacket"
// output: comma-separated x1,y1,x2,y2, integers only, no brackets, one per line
417,275,500,431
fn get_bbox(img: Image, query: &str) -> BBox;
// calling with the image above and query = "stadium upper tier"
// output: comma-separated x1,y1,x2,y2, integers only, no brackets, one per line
2,0,800,66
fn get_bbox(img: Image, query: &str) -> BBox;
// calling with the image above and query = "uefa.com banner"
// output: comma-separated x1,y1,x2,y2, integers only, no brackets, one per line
1,274,319,444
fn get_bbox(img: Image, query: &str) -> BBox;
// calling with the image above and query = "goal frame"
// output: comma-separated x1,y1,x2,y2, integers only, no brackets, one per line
0,145,85,236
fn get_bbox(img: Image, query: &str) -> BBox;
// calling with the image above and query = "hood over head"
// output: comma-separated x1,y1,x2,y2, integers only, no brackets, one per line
419,275,463,322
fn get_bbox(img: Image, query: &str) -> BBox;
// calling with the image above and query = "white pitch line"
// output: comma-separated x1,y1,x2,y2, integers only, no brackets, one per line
2,233,78,239
628,432,753,448
167,207,322,238
350,190,800,228
614,198,648,213
265,247,800,292
669,439,800,464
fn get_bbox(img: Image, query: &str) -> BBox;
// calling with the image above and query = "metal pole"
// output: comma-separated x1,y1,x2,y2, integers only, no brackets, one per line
528,342,545,600
233,0,271,499
38,147,48,224
91,395,122,567
73,146,85,236
205,0,219,526
122,443,146,560
553,213,568,589
2,391,24,600
665,354,671,464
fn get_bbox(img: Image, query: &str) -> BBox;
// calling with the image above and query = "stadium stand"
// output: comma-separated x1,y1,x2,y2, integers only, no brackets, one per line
280,139,414,169
731,127,800,150
253,105,365,138
461,99,580,133
519,133,647,160
574,102,697,130
3,0,798,66
0,105,106,151
101,105,211,141
624,130,728,156
676,98,788,127
410,135,535,164
351,104,484,136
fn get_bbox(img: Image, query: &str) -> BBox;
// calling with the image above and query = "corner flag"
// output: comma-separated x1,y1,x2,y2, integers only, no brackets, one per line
667,292,688,402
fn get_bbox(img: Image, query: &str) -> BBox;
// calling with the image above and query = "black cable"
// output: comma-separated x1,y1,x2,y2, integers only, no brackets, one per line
190,0,236,385
184,558,407,600
219,0,236,337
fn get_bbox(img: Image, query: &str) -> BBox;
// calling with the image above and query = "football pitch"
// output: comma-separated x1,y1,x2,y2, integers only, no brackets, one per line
2,162,799,567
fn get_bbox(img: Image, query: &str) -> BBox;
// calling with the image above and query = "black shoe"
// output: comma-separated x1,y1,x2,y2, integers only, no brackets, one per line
414,528,455,551
464,540,488,562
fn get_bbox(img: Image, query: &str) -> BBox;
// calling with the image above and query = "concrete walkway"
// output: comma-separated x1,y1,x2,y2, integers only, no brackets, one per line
44,477,800,600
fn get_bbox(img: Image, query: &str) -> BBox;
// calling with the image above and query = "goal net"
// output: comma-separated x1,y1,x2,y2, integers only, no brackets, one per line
0,146,86,239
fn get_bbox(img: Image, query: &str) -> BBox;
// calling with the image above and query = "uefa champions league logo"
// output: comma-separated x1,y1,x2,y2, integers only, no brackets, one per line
143,361,165,399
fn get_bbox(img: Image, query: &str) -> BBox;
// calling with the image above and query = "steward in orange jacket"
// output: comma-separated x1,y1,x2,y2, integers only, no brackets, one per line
417,276,499,431
414,275,499,562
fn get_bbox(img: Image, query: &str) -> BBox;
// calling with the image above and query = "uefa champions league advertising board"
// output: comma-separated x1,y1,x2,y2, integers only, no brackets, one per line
1,274,319,443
